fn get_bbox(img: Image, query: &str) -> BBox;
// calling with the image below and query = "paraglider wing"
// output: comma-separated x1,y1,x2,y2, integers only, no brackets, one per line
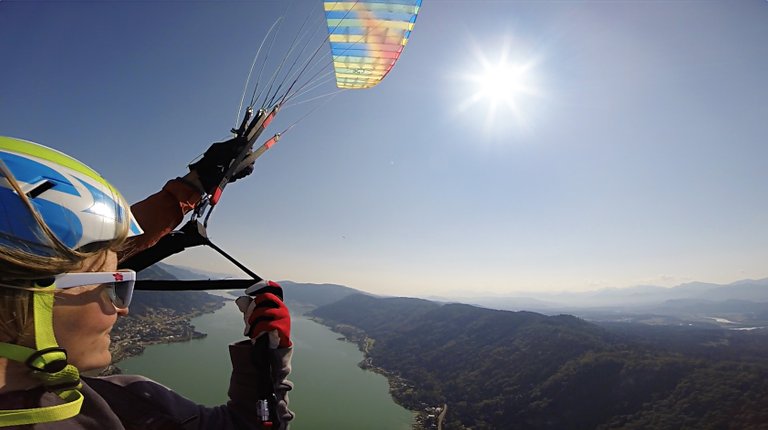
324,0,421,89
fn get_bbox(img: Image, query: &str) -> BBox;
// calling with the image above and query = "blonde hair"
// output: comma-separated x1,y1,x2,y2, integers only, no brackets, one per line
0,287,34,345
0,162,130,344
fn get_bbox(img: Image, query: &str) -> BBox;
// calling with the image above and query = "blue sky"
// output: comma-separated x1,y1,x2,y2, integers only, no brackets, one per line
1,1,766,296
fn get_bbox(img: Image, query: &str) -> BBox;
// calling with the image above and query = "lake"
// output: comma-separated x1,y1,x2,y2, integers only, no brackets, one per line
117,300,414,430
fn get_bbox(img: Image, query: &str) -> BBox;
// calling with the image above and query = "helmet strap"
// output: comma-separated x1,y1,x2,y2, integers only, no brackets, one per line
0,285,83,426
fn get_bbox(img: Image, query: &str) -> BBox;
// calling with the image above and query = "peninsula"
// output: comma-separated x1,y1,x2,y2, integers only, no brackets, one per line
101,290,227,375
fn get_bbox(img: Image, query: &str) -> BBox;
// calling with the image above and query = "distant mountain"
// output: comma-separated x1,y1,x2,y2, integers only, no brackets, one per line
140,262,235,280
450,278,768,311
428,295,562,311
136,263,176,280
280,281,365,315
439,279,768,329
687,279,768,302
545,278,768,306
311,295,768,430
131,262,227,316
658,298,768,314
139,263,365,315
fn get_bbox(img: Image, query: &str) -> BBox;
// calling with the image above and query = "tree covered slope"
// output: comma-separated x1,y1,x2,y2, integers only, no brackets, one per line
311,294,768,430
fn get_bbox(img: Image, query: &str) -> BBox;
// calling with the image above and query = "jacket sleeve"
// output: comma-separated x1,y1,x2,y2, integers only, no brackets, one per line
118,178,202,262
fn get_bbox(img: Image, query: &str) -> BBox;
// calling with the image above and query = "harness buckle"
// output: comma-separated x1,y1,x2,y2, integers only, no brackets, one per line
25,346,69,373
46,377,83,392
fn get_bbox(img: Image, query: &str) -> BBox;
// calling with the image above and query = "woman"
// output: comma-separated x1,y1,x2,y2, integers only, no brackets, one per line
0,136,293,429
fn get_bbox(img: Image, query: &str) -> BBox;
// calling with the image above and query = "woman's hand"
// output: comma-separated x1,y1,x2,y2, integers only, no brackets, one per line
189,136,255,193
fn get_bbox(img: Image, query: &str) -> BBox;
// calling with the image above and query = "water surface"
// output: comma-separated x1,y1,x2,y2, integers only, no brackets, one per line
118,300,414,429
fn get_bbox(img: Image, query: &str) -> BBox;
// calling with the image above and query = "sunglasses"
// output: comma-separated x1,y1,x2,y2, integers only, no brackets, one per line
53,270,136,309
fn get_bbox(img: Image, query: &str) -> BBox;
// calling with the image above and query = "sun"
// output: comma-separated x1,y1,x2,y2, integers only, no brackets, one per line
474,62,535,108
458,44,544,134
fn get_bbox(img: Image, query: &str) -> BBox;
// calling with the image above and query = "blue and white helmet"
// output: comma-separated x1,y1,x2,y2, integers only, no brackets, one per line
0,136,143,255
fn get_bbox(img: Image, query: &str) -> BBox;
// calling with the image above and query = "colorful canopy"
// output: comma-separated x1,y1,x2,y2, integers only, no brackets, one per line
324,1,422,89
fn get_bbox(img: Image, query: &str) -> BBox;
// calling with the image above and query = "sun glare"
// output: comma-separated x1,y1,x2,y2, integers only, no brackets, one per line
476,63,533,106
458,43,544,135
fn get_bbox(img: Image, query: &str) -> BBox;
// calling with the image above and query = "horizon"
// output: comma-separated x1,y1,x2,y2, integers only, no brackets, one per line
2,1,767,297
159,261,767,299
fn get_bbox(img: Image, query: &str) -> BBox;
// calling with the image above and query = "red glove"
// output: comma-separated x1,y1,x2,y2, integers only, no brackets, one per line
236,281,292,349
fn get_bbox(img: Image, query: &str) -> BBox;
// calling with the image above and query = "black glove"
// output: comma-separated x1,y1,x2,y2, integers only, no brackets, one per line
189,136,255,192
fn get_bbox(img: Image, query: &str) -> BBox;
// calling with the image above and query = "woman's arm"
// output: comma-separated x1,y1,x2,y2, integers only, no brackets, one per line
118,173,203,262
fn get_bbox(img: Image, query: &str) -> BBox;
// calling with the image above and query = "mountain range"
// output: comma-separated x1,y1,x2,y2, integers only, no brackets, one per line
140,262,768,327
434,278,768,308
431,278,768,329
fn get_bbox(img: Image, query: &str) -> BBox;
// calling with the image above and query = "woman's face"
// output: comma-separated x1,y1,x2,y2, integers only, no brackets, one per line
52,250,128,371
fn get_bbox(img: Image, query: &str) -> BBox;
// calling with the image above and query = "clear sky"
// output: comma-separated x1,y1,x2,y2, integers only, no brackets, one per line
1,1,766,297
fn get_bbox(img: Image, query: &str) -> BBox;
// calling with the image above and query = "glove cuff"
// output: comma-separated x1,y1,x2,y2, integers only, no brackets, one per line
188,161,225,192
174,175,206,196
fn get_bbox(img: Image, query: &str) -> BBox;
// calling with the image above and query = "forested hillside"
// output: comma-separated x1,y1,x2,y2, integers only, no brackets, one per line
280,281,363,315
131,263,227,316
311,294,768,430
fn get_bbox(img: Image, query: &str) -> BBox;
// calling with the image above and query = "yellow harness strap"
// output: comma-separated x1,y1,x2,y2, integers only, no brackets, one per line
0,285,84,427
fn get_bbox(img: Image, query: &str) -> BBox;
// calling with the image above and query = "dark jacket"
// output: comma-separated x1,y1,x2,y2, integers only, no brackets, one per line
0,343,293,429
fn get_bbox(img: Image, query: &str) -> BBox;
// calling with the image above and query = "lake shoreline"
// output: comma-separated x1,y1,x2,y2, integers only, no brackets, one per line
310,316,443,430
112,302,415,429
